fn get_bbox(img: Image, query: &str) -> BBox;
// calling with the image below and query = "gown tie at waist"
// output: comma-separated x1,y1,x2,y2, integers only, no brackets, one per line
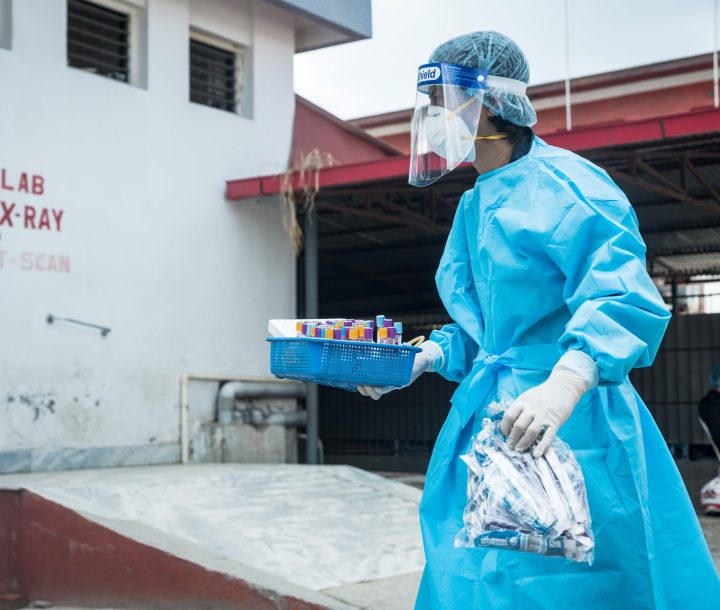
451,343,561,427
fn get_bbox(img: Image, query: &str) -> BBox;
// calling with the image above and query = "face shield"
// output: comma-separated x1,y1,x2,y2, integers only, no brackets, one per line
409,63,528,187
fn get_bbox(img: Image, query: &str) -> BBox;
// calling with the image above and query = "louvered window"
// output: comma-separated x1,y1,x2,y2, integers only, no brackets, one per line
67,0,130,83
0,0,11,50
190,38,240,113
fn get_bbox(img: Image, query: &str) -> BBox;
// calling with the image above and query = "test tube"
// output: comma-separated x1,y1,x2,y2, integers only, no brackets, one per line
334,328,341,340
376,315,385,329
378,327,388,345
384,318,394,328
364,327,374,342
388,327,397,345
395,322,403,344
325,328,334,340
349,328,359,341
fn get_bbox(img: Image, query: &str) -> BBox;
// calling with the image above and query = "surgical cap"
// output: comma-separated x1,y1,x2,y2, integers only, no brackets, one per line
709,362,720,388
429,31,537,127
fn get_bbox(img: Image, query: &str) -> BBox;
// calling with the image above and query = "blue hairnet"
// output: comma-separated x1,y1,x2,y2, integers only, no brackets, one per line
429,31,537,127
709,362,720,387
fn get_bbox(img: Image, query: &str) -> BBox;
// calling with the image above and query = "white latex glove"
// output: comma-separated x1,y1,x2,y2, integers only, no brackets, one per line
501,350,599,457
358,340,443,400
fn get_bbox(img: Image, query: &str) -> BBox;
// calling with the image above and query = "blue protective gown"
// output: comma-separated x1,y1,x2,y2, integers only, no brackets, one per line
414,137,720,610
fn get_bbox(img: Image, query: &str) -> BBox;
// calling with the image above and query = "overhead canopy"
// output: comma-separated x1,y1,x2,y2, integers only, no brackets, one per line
268,0,372,52
228,106,720,314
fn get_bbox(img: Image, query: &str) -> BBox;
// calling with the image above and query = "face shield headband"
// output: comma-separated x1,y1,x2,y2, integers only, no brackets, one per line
408,62,528,187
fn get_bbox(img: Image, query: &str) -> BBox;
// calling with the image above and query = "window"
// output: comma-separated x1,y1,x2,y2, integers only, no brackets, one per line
67,0,130,83
190,35,243,114
0,0,11,50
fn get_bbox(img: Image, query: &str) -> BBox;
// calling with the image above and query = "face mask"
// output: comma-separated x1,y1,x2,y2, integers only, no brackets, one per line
424,105,477,165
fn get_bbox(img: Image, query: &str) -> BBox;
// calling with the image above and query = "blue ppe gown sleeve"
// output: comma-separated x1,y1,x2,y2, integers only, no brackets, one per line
429,192,481,383
546,196,671,384
429,324,478,383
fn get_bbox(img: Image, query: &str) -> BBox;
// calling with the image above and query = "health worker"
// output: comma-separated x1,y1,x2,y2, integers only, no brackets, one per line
358,31,720,609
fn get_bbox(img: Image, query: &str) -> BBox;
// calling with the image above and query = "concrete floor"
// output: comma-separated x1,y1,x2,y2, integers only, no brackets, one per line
700,515,720,571
674,458,720,570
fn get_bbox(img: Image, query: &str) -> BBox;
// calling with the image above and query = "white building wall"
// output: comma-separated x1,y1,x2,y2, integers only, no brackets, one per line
0,0,297,472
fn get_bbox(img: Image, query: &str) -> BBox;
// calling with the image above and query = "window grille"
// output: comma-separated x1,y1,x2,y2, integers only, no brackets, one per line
67,0,130,83
190,38,238,113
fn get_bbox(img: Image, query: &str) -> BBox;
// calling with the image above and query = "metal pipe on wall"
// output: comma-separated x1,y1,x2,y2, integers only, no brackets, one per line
304,206,320,464
179,374,303,464
217,380,306,424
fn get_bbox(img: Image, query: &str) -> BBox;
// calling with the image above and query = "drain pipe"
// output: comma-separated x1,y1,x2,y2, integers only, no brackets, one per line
217,380,306,424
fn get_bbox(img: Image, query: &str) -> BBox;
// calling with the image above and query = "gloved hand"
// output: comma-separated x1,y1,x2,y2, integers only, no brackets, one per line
501,350,599,457
358,340,443,400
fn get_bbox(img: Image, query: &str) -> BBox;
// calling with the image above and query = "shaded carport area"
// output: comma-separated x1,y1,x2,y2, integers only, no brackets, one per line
228,108,720,472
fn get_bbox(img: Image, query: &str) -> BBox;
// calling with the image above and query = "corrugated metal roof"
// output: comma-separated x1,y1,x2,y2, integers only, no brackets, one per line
645,226,720,252
656,253,720,275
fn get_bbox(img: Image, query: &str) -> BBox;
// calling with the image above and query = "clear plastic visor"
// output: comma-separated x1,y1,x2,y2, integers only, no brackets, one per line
409,82,485,187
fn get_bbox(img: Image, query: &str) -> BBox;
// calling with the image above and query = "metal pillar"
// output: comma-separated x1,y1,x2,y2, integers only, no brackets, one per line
671,277,678,313
714,0,719,108
563,0,572,131
304,206,319,464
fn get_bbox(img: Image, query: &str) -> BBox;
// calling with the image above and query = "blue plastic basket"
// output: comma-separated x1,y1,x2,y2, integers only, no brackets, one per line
267,337,421,392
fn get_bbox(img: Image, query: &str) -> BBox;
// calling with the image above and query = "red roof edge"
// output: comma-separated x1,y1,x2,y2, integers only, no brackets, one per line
295,95,404,156
226,107,720,200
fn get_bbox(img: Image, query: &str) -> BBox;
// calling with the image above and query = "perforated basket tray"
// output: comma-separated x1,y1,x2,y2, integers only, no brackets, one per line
267,337,421,392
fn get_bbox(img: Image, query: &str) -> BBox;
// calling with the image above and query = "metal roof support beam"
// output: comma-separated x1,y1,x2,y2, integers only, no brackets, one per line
634,158,684,193
366,194,446,233
684,158,720,206
608,168,720,215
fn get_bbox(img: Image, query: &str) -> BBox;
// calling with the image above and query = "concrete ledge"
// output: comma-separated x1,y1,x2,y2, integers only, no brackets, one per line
0,489,359,610
0,443,179,474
